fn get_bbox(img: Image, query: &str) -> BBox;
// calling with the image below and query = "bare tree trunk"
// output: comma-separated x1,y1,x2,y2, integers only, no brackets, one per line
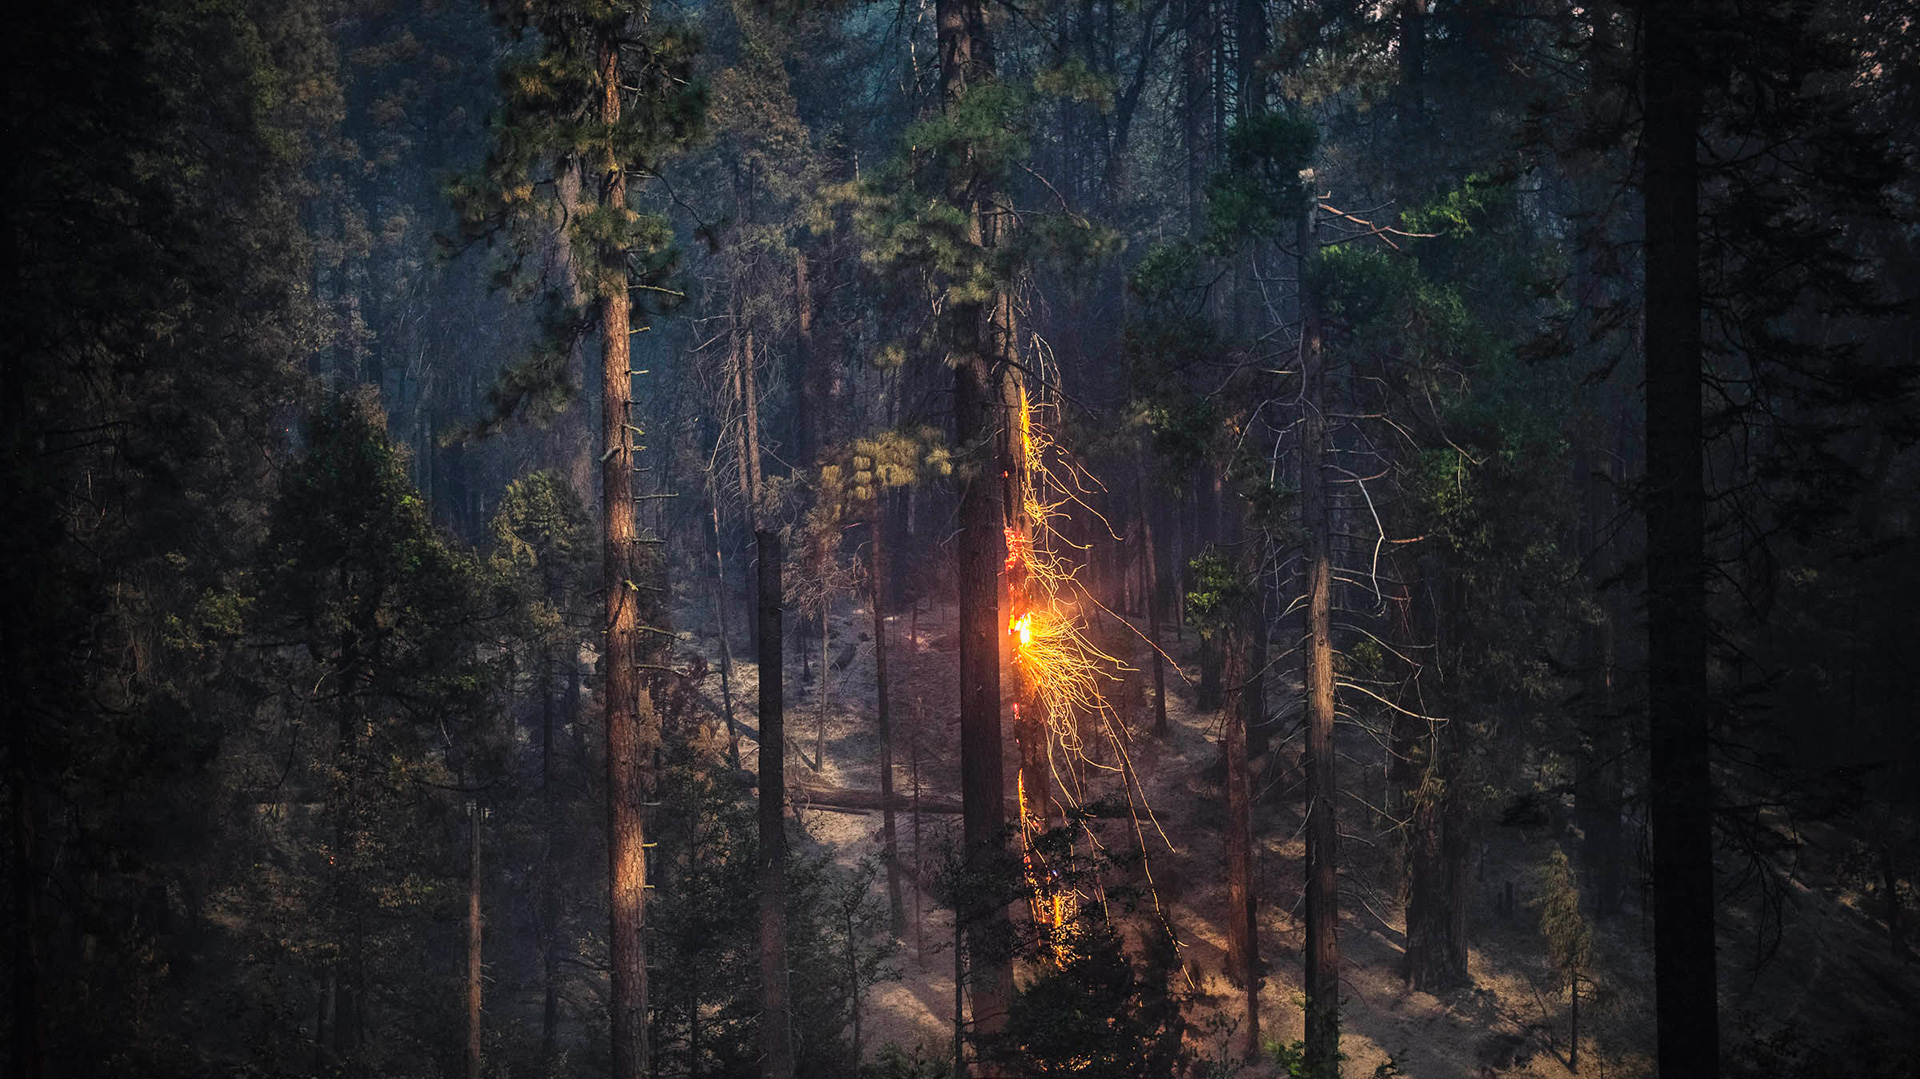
816,610,830,769
1403,719,1469,991
1233,0,1265,115
912,706,927,967
1005,372,1053,916
1299,197,1341,1078
1137,452,1169,736
599,33,653,1079
1570,973,1581,1073
467,799,483,1079
871,508,907,938
1223,604,1260,1059
732,313,761,660
710,483,743,769
1642,3,1717,1075
742,330,764,516
757,530,796,1079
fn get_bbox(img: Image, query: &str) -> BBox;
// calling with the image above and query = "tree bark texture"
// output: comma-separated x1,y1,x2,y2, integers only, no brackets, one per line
1299,200,1341,1077
1402,734,1469,991
757,529,796,1079
1642,2,1718,1075
599,34,654,1079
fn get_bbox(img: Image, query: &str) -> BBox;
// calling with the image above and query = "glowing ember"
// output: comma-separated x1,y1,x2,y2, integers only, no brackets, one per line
1011,612,1033,647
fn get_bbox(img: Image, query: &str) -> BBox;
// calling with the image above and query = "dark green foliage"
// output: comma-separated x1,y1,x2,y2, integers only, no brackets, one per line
448,0,707,431
1203,113,1318,245
647,734,895,1078
1184,552,1253,643
997,919,1193,1078
1724,1023,1920,1079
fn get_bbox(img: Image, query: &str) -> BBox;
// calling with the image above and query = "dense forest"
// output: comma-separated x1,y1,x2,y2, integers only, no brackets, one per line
5,0,1919,1076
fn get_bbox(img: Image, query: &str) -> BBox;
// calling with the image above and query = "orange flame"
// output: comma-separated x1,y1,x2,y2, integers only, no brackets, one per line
1010,612,1033,647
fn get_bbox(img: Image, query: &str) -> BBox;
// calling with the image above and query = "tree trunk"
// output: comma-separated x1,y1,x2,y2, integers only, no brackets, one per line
871,509,907,938
1005,373,1054,921
710,482,743,769
1403,727,1469,991
743,329,764,519
816,610,830,769
1136,452,1169,735
733,314,761,659
757,529,796,1079
1245,571,1269,759
940,0,1013,1047
1570,973,1581,1073
1223,602,1261,1059
599,33,654,1079
1233,0,1265,116
1642,2,1717,1075
467,799,483,1079
1299,197,1340,1078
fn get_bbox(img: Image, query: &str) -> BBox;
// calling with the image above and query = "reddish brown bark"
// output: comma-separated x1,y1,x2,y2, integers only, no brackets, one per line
599,34,654,1079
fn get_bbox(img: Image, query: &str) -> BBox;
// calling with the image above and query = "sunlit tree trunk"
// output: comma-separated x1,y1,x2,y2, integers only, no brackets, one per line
1642,1,1717,1073
598,31,655,1079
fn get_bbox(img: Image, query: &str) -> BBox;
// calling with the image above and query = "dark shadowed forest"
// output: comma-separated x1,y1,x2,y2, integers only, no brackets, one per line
6,0,1920,1076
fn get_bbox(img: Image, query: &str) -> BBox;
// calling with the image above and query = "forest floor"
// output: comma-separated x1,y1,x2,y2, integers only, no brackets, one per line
674,589,1918,1078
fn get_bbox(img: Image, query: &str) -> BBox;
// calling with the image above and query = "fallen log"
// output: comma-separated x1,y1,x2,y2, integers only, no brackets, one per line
788,784,1136,818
